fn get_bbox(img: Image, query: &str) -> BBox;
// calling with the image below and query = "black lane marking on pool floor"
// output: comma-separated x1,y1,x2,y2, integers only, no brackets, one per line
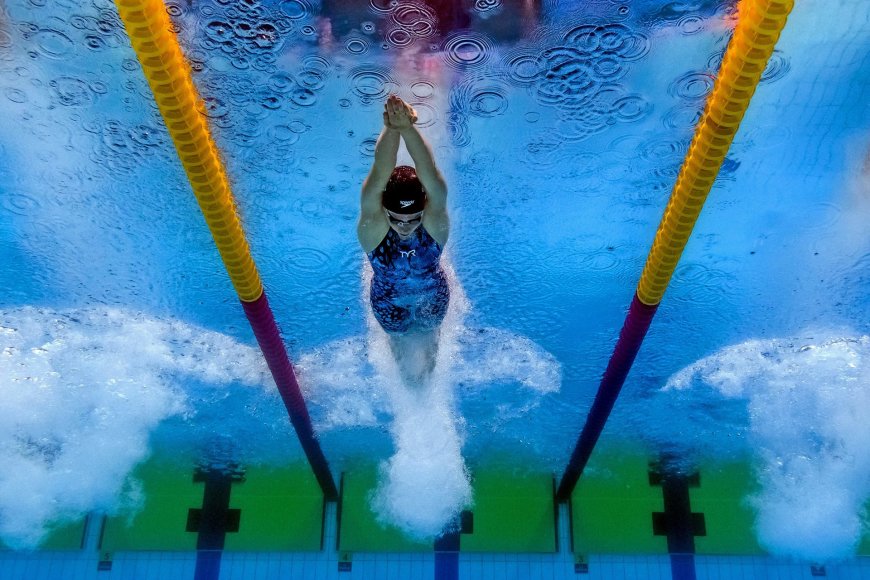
190,467,245,580
650,465,705,580
433,511,476,580
649,460,707,580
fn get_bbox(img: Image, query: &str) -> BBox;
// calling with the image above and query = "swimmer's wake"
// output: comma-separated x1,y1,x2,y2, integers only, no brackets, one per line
297,270,561,539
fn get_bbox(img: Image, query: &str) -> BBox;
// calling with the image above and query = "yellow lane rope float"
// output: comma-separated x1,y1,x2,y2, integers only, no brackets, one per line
114,0,263,302
637,0,794,306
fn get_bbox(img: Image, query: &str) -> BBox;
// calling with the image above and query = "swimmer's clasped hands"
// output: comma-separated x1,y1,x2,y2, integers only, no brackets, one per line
383,94,418,131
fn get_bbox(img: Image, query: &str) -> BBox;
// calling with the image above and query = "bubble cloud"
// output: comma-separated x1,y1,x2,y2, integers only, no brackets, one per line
0,307,269,549
665,334,870,562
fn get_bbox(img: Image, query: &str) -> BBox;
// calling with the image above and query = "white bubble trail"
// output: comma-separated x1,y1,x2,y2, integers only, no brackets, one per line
664,333,870,562
0,307,269,549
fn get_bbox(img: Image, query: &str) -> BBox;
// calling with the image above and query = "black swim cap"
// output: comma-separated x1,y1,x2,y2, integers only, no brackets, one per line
383,165,426,214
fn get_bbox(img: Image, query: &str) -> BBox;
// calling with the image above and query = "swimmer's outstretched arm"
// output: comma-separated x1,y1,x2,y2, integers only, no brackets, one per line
399,124,447,210
360,119,399,220
386,97,447,208
358,106,401,248
386,96,449,242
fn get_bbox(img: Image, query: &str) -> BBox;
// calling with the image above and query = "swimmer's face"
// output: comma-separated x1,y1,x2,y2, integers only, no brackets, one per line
385,209,423,237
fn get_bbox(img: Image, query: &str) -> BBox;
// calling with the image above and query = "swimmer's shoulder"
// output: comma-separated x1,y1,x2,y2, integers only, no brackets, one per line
422,215,448,247
358,217,390,254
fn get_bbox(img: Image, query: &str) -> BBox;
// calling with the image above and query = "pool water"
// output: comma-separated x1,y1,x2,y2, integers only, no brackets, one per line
1,0,869,577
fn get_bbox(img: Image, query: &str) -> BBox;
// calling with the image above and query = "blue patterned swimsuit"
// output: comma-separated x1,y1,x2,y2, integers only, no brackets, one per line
367,226,450,334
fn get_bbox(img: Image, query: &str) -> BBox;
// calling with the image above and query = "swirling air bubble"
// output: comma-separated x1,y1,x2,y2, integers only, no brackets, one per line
82,118,102,134
598,24,631,51
617,5,629,16
19,22,39,36
592,54,625,80
609,29,650,62
346,37,369,54
98,7,122,27
663,104,702,129
202,96,229,118
287,247,331,273
523,134,566,169
393,3,436,35
469,89,508,118
4,88,27,104
34,29,74,58
253,53,277,71
504,51,545,86
268,72,296,91
129,124,163,147
674,262,727,288
252,23,280,50
267,124,301,144
679,15,704,35
280,0,313,19
557,108,609,141
707,49,725,73
50,77,94,107
761,51,791,84
101,121,132,153
448,113,470,147
563,24,600,52
234,21,257,38
205,20,234,43
238,0,261,13
641,138,687,162
362,21,376,34
370,0,395,13
289,120,310,133
290,196,336,223
1,193,41,216
719,156,740,179
165,1,185,17
670,71,714,100
411,81,434,99
350,67,396,101
360,137,377,156
410,102,436,128
537,48,597,106
442,32,492,69
339,98,352,108
613,95,651,122
654,163,681,182
474,0,501,12
297,68,327,90
303,55,331,74
258,89,282,109
84,35,106,50
585,249,620,271
231,56,251,70
301,25,316,36
387,28,414,48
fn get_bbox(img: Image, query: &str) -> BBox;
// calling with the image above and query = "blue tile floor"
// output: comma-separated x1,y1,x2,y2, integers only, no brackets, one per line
1,505,868,579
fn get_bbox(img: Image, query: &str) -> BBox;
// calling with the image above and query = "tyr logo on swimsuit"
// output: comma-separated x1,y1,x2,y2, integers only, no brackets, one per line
400,249,416,258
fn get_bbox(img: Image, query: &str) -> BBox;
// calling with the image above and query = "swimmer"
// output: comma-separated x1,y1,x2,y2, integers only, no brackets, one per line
358,95,450,385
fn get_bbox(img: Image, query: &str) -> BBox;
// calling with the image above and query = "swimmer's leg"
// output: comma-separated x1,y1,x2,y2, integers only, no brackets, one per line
390,284,449,387
389,328,440,388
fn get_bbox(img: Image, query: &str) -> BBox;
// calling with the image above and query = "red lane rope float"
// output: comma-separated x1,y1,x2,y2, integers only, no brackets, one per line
114,0,337,499
557,0,794,501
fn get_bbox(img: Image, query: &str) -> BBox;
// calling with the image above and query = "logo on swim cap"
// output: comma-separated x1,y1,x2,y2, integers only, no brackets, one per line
399,200,414,208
